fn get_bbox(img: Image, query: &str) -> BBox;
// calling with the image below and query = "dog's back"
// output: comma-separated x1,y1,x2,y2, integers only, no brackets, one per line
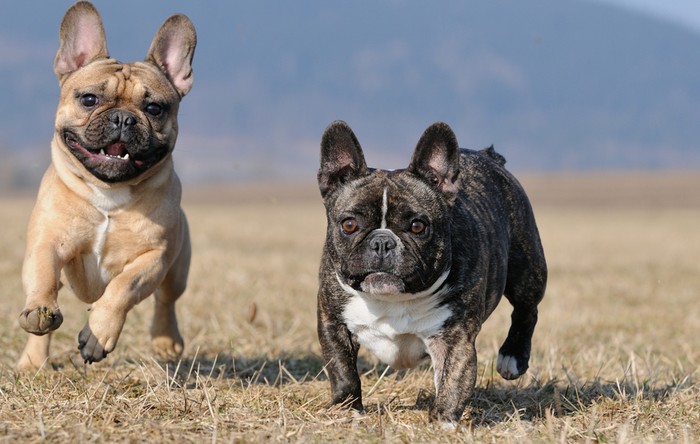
456,146,547,312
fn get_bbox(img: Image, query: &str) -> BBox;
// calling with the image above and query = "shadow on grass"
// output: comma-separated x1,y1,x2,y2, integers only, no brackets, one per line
407,376,696,426
156,351,378,388
154,352,695,425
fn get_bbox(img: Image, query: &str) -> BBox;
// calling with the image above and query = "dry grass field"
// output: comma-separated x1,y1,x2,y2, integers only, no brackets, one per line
0,172,698,442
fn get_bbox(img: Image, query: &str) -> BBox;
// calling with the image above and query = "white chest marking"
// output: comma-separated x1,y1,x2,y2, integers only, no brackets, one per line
85,184,132,282
88,184,132,212
380,187,388,229
339,270,453,369
80,206,111,285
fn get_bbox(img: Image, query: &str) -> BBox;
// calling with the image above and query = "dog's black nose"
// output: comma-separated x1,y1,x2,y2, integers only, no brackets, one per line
108,110,138,128
369,232,397,257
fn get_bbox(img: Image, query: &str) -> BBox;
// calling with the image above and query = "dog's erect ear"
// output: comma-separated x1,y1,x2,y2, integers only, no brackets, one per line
54,1,109,82
146,14,197,97
318,121,369,198
408,122,461,200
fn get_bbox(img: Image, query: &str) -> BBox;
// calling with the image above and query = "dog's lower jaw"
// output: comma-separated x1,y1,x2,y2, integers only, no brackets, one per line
359,272,405,294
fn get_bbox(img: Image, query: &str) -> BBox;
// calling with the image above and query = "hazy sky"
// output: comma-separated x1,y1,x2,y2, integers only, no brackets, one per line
2,0,699,181
595,0,700,32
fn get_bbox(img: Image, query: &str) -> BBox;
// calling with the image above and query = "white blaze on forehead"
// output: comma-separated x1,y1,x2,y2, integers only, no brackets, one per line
381,187,388,229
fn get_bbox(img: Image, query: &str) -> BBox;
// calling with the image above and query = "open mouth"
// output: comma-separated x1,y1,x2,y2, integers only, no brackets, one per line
66,135,137,165
63,131,166,182
97,143,130,161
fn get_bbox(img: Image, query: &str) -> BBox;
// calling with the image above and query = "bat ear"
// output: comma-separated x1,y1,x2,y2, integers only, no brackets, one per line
145,14,197,97
408,122,461,201
54,1,109,82
318,121,369,198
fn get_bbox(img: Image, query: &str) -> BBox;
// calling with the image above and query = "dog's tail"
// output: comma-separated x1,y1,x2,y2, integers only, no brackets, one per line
480,145,506,166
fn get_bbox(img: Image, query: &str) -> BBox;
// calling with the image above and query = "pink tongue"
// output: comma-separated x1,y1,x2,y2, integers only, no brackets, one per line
105,143,126,157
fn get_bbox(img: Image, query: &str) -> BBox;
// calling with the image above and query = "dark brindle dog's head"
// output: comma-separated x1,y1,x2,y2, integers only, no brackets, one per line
318,120,461,298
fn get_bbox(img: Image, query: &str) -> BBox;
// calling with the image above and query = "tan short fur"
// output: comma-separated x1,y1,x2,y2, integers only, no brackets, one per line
17,1,196,370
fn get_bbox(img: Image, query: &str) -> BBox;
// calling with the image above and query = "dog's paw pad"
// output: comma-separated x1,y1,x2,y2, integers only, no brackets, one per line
497,353,523,380
77,325,111,364
152,336,184,360
18,307,63,335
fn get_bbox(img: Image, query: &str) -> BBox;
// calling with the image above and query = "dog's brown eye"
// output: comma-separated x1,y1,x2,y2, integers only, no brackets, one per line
341,218,359,235
410,220,427,235
80,94,98,108
145,103,163,116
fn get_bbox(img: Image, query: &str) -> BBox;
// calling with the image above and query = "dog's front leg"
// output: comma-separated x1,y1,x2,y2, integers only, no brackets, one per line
78,249,167,363
317,294,363,412
428,327,478,427
19,241,66,336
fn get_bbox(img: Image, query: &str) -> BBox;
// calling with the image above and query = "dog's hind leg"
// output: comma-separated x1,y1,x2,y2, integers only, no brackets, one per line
150,285,185,360
497,250,547,380
151,219,190,360
16,332,52,371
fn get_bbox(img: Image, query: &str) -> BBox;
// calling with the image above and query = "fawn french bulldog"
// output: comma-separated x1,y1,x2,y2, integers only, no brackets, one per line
17,1,196,370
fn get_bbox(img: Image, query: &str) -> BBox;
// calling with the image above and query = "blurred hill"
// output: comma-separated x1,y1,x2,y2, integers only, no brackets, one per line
1,0,699,188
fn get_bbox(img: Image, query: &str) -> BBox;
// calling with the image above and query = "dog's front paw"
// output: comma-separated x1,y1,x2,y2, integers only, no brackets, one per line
496,352,527,380
438,420,459,431
18,306,63,335
77,306,127,364
328,391,364,413
78,324,114,364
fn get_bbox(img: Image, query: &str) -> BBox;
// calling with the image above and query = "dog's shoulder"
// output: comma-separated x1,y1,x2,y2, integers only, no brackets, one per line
457,145,530,210
479,145,506,166
459,145,506,168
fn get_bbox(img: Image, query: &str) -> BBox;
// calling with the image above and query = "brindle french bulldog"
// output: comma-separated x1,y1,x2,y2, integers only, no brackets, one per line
316,120,547,425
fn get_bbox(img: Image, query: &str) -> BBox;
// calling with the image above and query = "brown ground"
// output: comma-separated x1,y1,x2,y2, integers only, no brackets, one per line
0,172,698,442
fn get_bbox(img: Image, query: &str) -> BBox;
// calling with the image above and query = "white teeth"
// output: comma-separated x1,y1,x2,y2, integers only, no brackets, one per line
98,149,129,160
